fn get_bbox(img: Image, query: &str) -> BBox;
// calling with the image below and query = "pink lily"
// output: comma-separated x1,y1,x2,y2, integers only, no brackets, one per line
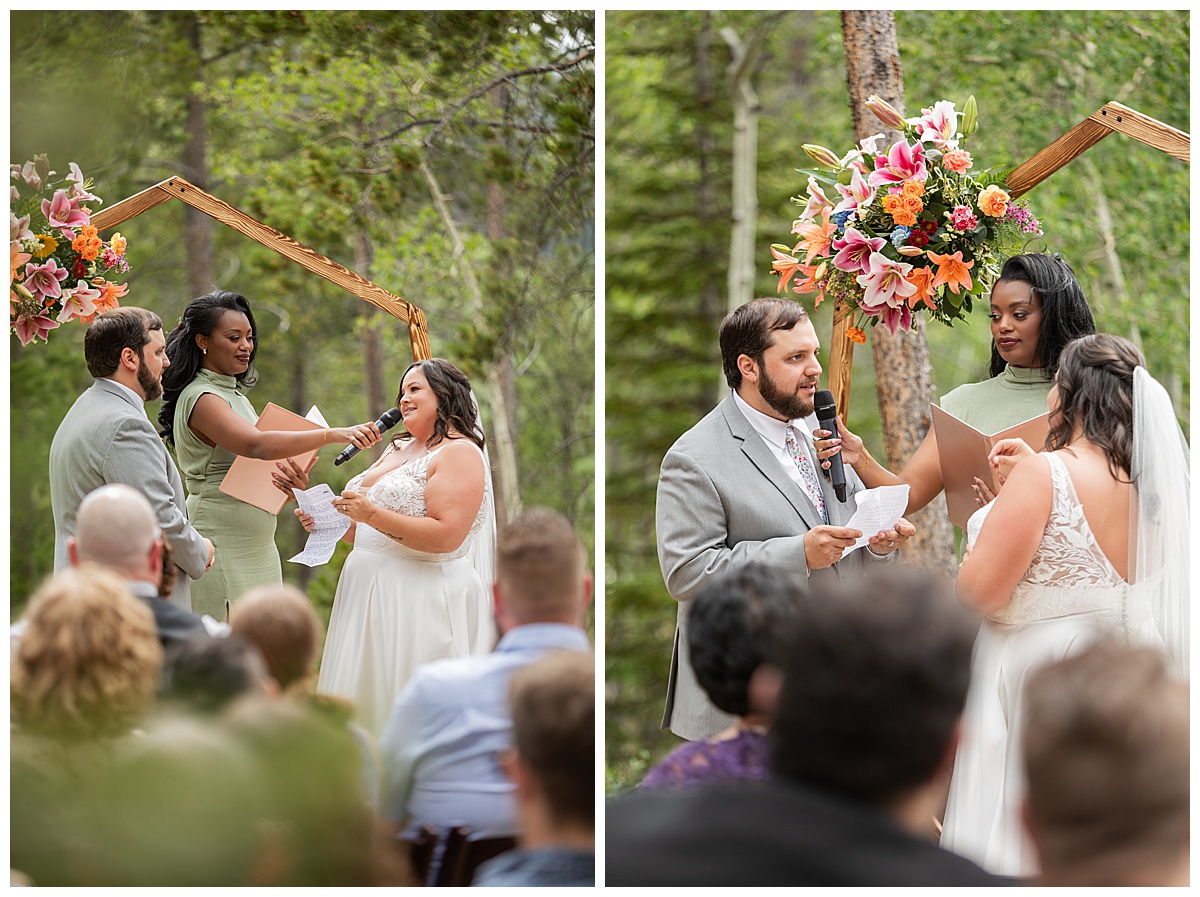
56,280,101,323
912,100,958,150
855,252,917,309
859,298,914,334
11,212,35,243
831,227,887,275
17,161,45,191
41,190,90,231
867,140,928,190
794,207,837,259
797,177,834,221
13,312,61,346
65,162,101,203
833,168,877,213
23,258,69,302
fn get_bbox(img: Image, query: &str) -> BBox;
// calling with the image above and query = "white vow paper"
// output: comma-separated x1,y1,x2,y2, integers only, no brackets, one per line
838,484,910,559
287,483,351,567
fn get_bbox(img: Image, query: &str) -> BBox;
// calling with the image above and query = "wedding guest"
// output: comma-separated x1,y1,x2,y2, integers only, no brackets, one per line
230,584,320,694
377,508,592,847
606,568,1001,886
67,484,227,646
158,635,277,716
1021,641,1189,886
943,335,1188,877
473,650,595,887
310,357,497,738
818,253,1096,514
225,699,414,886
12,565,163,742
640,563,801,791
49,306,213,610
158,289,382,621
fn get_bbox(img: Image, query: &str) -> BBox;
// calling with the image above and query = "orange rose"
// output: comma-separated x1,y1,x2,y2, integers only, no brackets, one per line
900,179,925,199
846,326,867,345
978,184,1010,217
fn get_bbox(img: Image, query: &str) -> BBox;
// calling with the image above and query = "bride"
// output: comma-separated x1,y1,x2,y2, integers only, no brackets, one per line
941,334,1188,877
304,358,497,737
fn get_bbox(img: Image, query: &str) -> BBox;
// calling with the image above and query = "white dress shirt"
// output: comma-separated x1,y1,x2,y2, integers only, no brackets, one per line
731,389,820,492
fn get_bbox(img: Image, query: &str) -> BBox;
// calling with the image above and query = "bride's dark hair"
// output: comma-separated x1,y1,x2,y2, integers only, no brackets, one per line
393,358,485,451
1046,334,1144,481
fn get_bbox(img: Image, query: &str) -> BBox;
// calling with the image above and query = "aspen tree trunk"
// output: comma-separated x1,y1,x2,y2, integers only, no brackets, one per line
695,14,722,413
841,10,955,577
721,26,762,315
355,227,386,450
182,13,214,297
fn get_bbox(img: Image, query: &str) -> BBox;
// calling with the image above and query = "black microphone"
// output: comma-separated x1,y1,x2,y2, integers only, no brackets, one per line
813,389,847,502
333,407,403,466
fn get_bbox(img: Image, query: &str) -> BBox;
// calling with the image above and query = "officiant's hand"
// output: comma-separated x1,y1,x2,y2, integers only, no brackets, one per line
867,517,916,555
814,416,864,470
272,456,316,501
804,525,862,570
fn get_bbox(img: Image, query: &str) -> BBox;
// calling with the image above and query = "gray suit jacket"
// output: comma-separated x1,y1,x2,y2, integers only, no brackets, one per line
49,378,209,610
656,394,886,740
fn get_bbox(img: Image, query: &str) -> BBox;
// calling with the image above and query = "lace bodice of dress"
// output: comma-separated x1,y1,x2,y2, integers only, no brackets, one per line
347,442,490,560
966,453,1129,625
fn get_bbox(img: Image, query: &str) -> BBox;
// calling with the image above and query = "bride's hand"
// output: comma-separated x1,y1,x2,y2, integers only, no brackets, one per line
294,508,316,533
989,438,1035,481
334,489,377,525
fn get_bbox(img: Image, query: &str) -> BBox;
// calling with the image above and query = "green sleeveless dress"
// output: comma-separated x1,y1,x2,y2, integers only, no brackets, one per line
174,369,281,621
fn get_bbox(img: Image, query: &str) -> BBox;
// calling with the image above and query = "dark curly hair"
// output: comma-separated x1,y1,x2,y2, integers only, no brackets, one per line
1045,334,1144,482
158,291,259,446
989,253,1096,378
394,358,485,452
686,563,805,717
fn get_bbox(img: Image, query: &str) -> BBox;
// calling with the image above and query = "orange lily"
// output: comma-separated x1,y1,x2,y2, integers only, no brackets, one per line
792,262,829,306
905,265,937,309
928,250,974,295
770,245,804,293
794,207,836,260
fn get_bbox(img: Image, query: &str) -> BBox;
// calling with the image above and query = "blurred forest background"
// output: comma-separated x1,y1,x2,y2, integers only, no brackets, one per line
606,10,1189,792
10,12,595,628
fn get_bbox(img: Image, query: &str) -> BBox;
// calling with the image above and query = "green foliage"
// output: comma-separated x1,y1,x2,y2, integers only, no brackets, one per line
606,9,1189,792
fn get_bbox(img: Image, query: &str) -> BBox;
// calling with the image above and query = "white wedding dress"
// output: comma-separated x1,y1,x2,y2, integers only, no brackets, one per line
316,442,496,738
940,452,1165,877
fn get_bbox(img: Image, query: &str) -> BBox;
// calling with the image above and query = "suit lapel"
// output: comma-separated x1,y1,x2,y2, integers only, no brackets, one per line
719,398,827,532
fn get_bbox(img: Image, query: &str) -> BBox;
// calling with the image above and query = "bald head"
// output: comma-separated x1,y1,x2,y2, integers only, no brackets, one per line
71,484,160,579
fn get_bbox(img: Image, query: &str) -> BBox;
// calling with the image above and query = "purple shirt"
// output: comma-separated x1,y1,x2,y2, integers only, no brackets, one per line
639,728,770,791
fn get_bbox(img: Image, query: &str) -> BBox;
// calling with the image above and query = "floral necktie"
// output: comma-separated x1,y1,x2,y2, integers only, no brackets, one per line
785,425,828,524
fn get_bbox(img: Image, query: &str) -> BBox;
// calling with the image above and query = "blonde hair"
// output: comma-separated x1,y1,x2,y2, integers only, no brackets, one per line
495,507,585,619
12,565,163,740
230,584,320,692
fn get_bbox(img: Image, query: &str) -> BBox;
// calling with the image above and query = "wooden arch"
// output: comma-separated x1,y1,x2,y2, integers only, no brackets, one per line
90,175,432,361
828,101,1190,415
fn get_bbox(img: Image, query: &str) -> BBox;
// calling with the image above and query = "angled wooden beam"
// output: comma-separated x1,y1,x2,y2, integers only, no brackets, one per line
89,176,431,359
1006,101,1188,197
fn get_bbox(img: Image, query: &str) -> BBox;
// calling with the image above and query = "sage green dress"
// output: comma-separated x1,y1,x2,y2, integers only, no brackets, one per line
174,369,281,621
939,364,1053,434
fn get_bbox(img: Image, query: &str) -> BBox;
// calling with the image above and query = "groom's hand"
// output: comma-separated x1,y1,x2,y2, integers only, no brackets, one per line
804,525,862,570
867,517,916,555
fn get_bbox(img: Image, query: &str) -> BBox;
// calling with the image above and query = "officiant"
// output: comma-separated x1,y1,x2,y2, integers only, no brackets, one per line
157,290,383,622
814,253,1096,516
655,297,915,742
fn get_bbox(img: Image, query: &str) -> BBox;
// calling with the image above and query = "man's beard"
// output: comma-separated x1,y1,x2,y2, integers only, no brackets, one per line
137,353,163,402
758,365,814,421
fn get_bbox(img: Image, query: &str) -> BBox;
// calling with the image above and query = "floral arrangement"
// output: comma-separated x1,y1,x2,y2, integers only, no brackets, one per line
771,96,1041,341
10,155,130,346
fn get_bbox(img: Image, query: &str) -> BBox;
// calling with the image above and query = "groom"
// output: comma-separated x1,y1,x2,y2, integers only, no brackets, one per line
656,297,915,740
49,307,214,610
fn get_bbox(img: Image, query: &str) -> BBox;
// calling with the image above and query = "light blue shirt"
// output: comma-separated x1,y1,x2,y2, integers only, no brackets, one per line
377,622,591,838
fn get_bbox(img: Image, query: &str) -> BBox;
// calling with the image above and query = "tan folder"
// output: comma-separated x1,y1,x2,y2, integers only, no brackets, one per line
931,404,1050,530
218,402,322,515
